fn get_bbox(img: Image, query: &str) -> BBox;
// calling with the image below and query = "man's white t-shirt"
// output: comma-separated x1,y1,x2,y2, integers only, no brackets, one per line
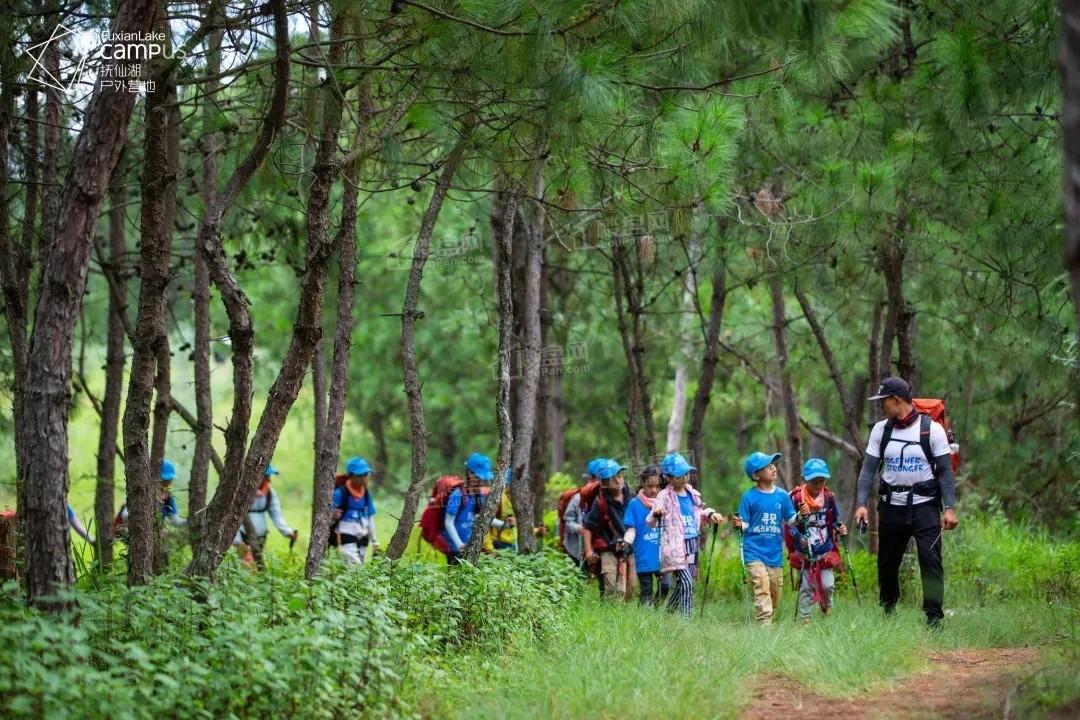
865,418,950,506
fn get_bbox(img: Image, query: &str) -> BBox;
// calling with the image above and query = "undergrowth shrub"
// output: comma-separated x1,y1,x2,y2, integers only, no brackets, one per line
0,550,581,720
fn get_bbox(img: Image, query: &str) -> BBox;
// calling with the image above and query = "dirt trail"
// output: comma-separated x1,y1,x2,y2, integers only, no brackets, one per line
741,647,1038,719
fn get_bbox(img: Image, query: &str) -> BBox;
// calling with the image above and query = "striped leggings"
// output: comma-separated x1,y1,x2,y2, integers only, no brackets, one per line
667,537,699,618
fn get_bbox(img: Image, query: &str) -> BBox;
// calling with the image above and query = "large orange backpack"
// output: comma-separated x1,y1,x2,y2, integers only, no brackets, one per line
911,398,960,474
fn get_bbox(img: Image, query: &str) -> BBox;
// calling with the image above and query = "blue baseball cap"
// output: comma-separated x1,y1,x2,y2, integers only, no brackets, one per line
584,458,608,479
464,452,494,482
743,451,781,480
346,456,372,476
160,459,176,482
802,458,831,481
660,452,696,478
595,459,627,481
264,464,280,477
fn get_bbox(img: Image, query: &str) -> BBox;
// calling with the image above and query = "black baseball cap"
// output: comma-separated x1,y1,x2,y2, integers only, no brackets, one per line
868,377,912,401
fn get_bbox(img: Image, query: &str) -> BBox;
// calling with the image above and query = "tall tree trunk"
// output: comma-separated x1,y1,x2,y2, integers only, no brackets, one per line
123,4,175,585
507,171,547,553
189,12,223,553
385,136,471,560
150,74,179,478
667,365,689,452
185,0,291,578
612,242,657,464
666,236,701,453
530,252,552,530
769,272,802,485
867,305,883,554
612,247,642,462
687,256,727,494
547,370,566,474
312,342,328,461
19,0,157,608
190,0,343,578
794,284,864,453
0,24,30,538
39,18,61,270
19,84,38,300
464,175,530,563
629,245,657,460
307,4,328,530
95,151,129,567
306,116,362,578
1065,0,1080,410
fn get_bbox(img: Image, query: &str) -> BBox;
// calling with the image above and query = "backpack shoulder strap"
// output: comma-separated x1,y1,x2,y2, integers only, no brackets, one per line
596,488,611,528
919,413,936,479
878,419,895,462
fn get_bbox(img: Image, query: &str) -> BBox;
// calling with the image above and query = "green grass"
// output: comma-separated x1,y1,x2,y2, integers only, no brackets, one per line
425,595,1076,720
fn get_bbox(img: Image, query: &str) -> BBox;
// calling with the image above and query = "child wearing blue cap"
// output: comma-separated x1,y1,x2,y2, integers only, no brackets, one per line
333,456,379,564
647,452,723,617
442,453,513,564
785,458,847,623
582,459,635,600
621,464,668,606
731,451,806,624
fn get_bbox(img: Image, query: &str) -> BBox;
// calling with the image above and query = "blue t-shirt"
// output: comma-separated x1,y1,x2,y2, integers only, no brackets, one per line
677,492,699,540
442,488,479,547
333,486,377,522
738,486,797,567
622,497,660,573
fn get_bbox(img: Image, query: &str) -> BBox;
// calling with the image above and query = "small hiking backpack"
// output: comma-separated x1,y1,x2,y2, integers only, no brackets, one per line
329,476,373,548
783,486,841,570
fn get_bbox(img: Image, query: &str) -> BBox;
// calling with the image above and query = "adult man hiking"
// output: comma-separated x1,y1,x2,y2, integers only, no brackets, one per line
853,377,959,628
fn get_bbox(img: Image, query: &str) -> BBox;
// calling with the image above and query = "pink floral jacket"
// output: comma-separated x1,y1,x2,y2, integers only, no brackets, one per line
647,485,715,572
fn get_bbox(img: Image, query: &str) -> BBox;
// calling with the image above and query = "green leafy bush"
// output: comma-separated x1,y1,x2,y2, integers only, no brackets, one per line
0,551,581,720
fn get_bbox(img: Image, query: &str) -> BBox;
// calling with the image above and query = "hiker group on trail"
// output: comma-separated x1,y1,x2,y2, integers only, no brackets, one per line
40,374,959,629
536,375,960,625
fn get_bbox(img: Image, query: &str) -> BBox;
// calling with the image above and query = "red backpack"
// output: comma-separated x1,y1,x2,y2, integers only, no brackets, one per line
556,480,601,552
418,476,496,554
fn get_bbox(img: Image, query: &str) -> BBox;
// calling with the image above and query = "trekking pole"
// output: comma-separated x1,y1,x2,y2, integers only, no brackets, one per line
698,523,719,619
795,515,816,622
836,529,860,605
735,523,752,624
